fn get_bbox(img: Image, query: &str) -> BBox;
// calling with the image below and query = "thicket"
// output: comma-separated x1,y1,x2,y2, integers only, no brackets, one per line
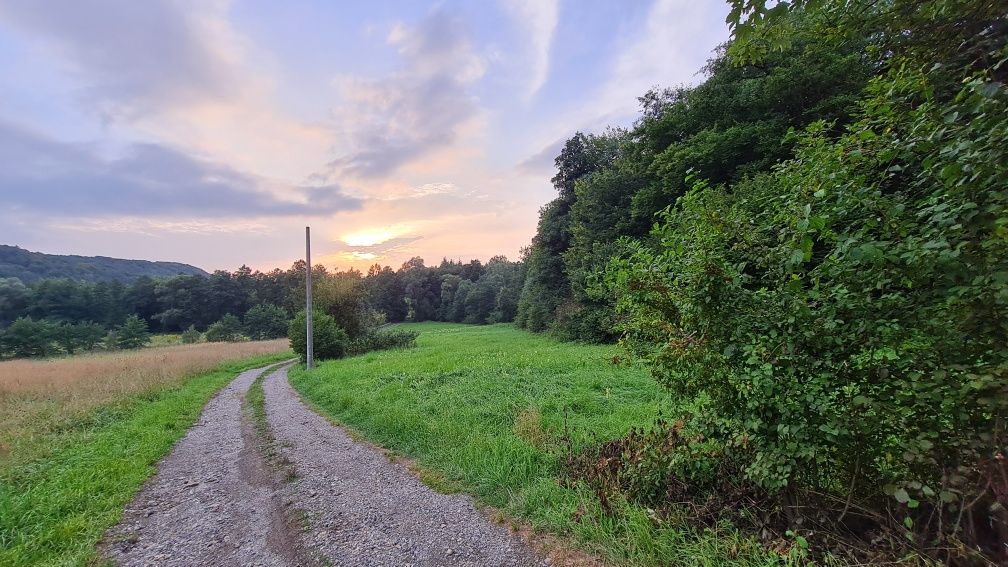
516,17,873,342
347,329,418,356
203,314,244,343
286,267,419,362
288,310,349,363
588,0,1007,563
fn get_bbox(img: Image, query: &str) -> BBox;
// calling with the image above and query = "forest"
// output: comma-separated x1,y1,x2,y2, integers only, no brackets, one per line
0,244,207,283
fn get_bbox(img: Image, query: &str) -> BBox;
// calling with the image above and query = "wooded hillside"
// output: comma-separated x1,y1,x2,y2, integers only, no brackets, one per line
0,245,208,283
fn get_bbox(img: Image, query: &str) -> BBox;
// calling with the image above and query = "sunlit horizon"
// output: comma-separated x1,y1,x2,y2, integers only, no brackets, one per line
0,1,730,273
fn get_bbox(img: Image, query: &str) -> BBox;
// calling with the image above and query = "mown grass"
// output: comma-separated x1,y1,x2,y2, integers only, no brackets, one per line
0,350,293,566
290,323,802,566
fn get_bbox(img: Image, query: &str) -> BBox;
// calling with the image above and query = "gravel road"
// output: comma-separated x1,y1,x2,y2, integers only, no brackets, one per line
103,364,316,566
262,366,544,567
102,363,545,566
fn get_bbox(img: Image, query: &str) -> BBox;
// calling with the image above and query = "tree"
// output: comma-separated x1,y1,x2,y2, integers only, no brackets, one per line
288,310,349,363
115,314,151,349
243,304,289,340
365,264,407,322
204,314,244,342
55,321,104,354
0,277,31,326
1,317,54,358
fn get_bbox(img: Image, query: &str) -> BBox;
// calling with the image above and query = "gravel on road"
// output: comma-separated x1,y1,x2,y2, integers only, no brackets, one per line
262,366,545,567
103,363,315,566
102,363,546,566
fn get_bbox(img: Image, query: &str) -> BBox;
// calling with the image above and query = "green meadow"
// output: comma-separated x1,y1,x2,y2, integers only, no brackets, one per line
290,323,799,566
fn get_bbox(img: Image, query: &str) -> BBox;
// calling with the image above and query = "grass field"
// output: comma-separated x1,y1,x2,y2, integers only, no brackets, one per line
0,341,293,566
290,323,797,566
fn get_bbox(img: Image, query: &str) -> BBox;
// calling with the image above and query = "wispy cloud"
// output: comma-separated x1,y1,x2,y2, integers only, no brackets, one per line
0,0,243,121
502,0,558,99
516,136,565,175
0,120,361,218
321,8,486,179
594,0,728,117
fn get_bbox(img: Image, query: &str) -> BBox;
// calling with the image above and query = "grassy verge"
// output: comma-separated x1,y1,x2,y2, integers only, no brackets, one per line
245,364,297,480
289,323,798,566
0,352,293,566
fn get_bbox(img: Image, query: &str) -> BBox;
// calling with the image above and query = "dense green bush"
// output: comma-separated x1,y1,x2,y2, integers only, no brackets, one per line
1,317,55,358
114,314,150,349
243,303,289,340
55,321,105,354
606,2,1007,557
288,310,349,363
204,314,244,342
180,325,201,344
348,329,418,356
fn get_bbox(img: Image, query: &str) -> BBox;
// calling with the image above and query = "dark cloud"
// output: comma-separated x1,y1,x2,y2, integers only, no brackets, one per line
322,9,483,179
0,0,237,119
516,137,565,175
0,120,362,218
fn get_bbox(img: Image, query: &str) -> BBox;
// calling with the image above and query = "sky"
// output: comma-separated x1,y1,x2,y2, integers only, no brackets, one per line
0,0,730,272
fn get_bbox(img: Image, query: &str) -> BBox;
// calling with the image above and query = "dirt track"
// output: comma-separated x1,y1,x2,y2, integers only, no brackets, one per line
103,363,543,566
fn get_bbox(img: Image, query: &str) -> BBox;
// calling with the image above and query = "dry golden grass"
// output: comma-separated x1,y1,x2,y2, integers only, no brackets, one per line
0,340,291,464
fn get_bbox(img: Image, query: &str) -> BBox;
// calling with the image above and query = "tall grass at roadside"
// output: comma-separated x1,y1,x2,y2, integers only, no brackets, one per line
290,323,798,566
0,339,288,465
0,347,292,566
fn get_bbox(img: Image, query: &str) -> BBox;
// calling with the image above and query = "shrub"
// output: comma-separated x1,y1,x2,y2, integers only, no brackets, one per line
115,315,151,349
180,325,201,344
204,314,244,343
56,322,105,354
103,330,118,350
243,304,289,340
347,328,418,356
1,317,56,358
288,310,349,363
606,62,1008,558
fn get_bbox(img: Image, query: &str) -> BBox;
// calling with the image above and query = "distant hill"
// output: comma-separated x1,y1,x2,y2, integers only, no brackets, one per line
0,245,209,284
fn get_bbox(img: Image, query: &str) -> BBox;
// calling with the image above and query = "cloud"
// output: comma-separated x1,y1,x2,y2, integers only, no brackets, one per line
594,0,729,117
502,0,559,99
330,235,423,262
516,136,565,175
321,9,485,179
0,120,362,218
0,0,242,121
332,235,422,254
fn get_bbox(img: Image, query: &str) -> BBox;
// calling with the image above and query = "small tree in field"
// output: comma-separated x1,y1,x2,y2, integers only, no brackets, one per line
204,314,244,342
116,314,151,349
288,310,348,363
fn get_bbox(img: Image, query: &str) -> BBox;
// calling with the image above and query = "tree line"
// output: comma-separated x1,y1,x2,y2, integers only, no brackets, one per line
0,255,524,358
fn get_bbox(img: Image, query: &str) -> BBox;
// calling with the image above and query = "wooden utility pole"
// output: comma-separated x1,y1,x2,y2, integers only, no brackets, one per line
305,226,313,369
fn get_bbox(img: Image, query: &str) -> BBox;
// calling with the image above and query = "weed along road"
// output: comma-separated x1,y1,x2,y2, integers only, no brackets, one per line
102,363,544,567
